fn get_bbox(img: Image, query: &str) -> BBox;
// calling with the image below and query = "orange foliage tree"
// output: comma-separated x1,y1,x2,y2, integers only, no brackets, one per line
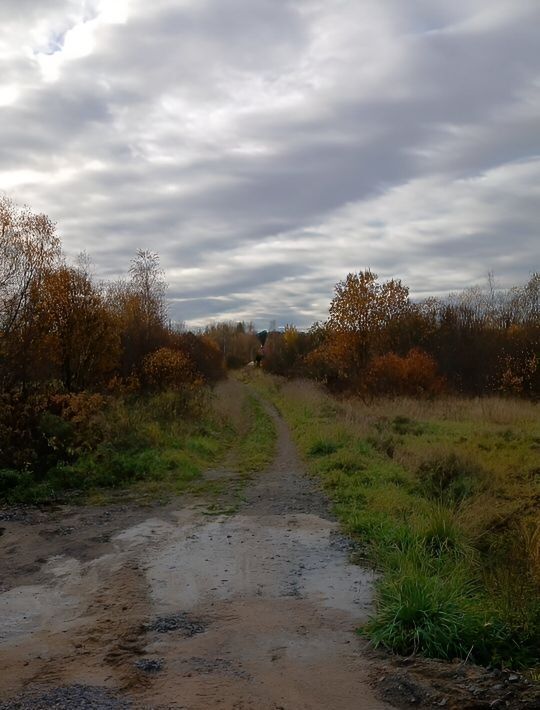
310,271,413,389
37,265,120,390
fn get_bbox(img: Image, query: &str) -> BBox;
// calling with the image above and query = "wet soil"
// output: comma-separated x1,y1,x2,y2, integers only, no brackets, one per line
0,389,388,709
1,387,538,709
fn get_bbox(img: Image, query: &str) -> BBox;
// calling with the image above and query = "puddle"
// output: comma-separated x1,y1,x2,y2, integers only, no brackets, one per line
139,513,374,617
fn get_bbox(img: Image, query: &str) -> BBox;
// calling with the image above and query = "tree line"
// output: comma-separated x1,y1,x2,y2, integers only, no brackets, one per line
0,196,223,395
1,196,538,494
2,193,538,408
260,270,539,398
0,197,223,480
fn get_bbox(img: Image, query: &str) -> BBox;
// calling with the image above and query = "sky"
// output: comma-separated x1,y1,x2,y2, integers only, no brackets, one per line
1,0,539,329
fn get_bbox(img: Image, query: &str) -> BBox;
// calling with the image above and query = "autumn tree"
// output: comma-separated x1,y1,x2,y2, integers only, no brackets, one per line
108,250,169,375
204,321,259,368
37,265,119,390
171,331,225,384
142,347,199,392
262,325,313,376
0,197,61,389
320,271,412,387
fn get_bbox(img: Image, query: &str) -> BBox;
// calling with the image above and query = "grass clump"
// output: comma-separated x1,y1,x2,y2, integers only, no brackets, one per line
309,439,341,456
417,506,472,559
416,452,486,504
365,568,483,659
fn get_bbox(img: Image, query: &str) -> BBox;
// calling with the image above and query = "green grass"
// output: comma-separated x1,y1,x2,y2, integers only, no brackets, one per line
0,392,228,505
247,371,540,670
197,388,277,515
235,393,277,474
0,381,278,507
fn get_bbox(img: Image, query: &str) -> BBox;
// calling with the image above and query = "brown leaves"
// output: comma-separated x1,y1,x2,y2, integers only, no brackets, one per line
142,347,201,392
36,266,120,390
364,349,446,397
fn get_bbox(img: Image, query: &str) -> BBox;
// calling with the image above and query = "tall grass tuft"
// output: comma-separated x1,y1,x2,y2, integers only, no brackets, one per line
365,568,484,660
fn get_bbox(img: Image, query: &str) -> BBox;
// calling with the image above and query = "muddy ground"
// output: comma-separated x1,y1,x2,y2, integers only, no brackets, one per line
0,387,538,709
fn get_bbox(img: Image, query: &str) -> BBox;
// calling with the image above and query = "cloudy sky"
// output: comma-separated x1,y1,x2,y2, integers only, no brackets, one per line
1,0,539,328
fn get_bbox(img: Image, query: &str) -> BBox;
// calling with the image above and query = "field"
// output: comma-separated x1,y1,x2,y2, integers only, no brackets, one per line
246,371,540,670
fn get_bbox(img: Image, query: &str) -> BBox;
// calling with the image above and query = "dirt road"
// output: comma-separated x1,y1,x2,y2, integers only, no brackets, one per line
0,394,390,709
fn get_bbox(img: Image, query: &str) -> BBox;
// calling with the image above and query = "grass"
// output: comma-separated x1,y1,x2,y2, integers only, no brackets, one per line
247,371,540,670
235,393,277,474
197,384,277,515
0,382,277,506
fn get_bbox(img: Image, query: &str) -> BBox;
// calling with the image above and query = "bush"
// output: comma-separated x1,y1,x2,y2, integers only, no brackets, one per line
172,332,225,385
225,354,244,369
142,347,201,392
365,349,446,397
0,468,30,494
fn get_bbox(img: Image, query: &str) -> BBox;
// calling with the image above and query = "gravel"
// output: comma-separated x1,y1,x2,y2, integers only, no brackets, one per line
134,658,164,674
148,612,207,637
0,685,132,709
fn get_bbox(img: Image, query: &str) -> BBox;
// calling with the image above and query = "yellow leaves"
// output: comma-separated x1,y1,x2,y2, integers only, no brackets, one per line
33,265,120,388
283,324,299,349
328,270,411,334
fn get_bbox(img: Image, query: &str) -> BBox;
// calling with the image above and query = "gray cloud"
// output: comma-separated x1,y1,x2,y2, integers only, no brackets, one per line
1,0,539,328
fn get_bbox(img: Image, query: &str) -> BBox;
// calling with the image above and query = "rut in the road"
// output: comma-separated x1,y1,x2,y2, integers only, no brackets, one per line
242,396,332,518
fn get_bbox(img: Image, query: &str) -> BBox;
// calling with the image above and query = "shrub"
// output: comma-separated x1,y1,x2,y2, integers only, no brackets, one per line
225,354,244,370
365,348,446,397
0,468,31,495
142,347,201,392
172,332,225,385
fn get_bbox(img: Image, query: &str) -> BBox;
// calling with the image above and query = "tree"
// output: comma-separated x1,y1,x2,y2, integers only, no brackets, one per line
129,250,167,324
37,265,119,390
328,270,411,334
109,250,169,375
323,271,412,386
0,197,61,390
204,321,259,368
